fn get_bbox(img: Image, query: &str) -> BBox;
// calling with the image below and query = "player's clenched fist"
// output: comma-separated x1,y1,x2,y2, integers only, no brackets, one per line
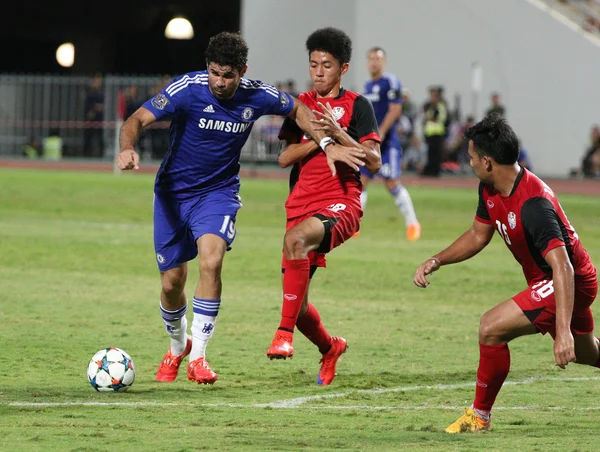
116,149,140,170
413,257,441,288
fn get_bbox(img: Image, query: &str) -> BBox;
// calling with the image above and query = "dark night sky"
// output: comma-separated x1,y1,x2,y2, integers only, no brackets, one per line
3,0,241,75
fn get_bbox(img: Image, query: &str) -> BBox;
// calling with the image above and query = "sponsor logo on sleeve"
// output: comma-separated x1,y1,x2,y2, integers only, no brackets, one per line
151,93,170,110
280,92,290,107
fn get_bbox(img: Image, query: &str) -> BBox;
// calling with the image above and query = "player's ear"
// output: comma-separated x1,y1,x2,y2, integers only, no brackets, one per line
239,65,248,78
340,63,349,76
484,156,493,172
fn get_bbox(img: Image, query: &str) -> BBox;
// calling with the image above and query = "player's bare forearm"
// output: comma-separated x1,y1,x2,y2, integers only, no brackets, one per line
278,141,319,168
119,107,157,151
546,248,575,334
119,117,143,151
434,221,494,265
289,100,330,145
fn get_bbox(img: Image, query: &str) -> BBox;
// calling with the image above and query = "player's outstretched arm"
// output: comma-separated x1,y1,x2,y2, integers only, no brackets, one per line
545,247,576,369
117,107,157,171
413,219,494,288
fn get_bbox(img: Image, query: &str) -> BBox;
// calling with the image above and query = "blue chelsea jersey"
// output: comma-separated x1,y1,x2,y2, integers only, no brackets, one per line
143,71,294,199
363,72,402,150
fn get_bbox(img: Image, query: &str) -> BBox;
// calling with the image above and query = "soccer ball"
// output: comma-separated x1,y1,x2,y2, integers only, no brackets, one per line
87,347,136,392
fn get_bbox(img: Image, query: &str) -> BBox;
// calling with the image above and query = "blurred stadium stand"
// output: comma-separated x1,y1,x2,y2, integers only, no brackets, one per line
545,0,600,34
1,0,599,177
0,74,282,164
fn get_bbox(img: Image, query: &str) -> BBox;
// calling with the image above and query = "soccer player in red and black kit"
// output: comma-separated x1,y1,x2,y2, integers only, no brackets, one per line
265,27,382,386
414,114,598,433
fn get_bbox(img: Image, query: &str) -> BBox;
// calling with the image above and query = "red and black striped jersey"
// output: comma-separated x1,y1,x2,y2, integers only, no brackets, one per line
279,88,380,219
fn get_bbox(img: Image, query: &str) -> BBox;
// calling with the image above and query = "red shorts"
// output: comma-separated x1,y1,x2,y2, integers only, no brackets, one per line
282,202,362,269
513,273,598,338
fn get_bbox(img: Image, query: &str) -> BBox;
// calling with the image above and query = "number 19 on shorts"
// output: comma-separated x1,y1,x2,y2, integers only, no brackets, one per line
219,215,236,240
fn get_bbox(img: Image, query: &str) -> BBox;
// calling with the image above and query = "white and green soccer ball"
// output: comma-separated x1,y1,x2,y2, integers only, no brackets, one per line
87,348,136,392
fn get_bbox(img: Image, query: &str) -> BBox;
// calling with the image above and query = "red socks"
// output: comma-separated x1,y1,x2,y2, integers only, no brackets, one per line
278,258,311,332
473,343,511,412
296,302,333,354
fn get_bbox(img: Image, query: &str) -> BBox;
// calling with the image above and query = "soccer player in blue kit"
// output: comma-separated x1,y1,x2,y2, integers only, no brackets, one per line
116,31,366,385
361,47,421,241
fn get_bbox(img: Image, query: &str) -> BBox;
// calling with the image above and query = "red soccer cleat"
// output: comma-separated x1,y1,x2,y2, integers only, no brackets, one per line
155,338,192,382
266,330,294,360
187,357,218,385
317,337,347,386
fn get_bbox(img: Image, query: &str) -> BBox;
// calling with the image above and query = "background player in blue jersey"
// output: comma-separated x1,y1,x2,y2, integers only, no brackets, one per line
116,31,365,385
361,47,421,241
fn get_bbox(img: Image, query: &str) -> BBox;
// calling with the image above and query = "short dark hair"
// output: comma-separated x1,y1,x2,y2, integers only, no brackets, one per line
205,31,248,71
464,114,520,165
306,27,352,65
367,46,386,56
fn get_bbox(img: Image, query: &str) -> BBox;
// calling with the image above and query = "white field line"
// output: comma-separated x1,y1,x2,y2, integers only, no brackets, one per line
7,375,600,409
259,375,600,408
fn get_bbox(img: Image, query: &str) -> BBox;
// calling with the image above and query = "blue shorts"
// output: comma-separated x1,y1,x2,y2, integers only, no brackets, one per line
360,146,402,180
153,188,242,271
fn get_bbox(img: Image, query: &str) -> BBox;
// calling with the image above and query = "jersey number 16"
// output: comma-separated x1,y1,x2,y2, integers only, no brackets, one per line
495,220,512,245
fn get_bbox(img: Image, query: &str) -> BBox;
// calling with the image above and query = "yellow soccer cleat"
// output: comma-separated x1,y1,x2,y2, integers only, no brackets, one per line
445,408,491,434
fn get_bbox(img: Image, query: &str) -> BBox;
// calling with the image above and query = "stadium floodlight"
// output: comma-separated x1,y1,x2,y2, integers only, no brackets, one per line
56,43,75,68
165,17,194,40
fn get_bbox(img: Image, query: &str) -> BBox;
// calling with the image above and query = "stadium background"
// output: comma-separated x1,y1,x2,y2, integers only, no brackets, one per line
2,0,600,178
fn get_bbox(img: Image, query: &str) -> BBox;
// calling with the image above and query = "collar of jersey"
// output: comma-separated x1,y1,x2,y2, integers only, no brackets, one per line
312,87,346,101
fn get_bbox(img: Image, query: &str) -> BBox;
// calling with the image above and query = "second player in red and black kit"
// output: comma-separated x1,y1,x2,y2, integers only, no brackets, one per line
414,114,598,433
265,27,382,386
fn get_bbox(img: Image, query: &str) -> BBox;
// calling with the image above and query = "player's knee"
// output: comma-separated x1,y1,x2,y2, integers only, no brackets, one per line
199,254,224,277
574,337,600,365
161,272,186,297
478,312,501,344
283,229,309,258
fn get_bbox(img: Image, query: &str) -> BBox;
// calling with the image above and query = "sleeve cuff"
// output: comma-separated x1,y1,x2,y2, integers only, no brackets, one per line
475,215,493,225
359,132,381,143
541,238,566,257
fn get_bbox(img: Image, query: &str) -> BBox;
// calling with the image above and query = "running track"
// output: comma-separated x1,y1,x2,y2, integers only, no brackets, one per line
1,159,598,197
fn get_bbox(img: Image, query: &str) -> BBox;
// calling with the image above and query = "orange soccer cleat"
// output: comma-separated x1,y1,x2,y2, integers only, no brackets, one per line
187,357,218,385
445,408,491,433
406,223,422,241
266,330,294,360
155,338,192,382
317,336,347,386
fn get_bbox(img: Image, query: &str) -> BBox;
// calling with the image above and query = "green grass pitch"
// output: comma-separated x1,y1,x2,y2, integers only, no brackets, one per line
1,168,599,451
